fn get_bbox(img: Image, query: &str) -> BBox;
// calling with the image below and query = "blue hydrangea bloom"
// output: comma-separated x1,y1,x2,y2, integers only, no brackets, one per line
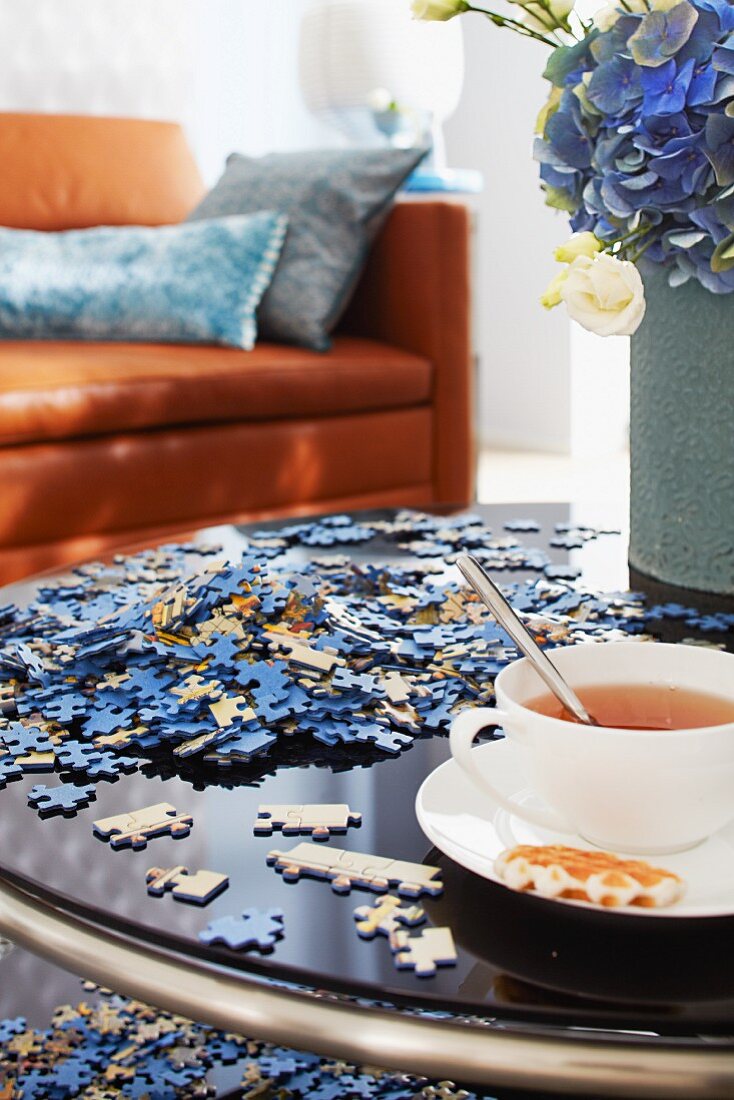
535,0,734,292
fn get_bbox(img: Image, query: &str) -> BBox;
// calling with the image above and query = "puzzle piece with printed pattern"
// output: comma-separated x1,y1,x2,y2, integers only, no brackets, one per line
172,725,238,759
391,926,457,977
353,895,425,940
418,1082,472,1100
166,675,224,714
208,694,256,729
198,906,284,951
267,633,345,673
145,865,229,905
255,803,362,841
267,842,443,897
28,782,96,816
93,802,193,849
13,749,57,773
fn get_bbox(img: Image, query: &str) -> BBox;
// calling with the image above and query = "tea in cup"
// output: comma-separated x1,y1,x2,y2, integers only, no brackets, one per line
449,641,734,854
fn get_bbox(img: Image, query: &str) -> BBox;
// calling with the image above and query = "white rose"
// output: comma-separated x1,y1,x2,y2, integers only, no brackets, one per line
411,0,469,20
560,253,646,336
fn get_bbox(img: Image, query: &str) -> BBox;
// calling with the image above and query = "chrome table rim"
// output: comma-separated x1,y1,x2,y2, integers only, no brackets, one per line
0,875,731,1099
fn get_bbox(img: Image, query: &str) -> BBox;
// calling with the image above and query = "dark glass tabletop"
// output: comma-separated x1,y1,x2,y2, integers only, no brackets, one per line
0,503,733,1045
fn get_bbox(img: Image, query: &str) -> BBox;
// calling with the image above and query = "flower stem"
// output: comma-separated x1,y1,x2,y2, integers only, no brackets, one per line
520,0,580,41
465,4,560,47
630,237,656,263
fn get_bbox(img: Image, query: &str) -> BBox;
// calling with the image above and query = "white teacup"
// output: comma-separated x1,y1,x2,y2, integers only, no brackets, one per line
449,641,734,855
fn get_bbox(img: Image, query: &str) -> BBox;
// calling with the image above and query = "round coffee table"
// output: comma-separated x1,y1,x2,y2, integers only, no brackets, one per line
0,504,731,1099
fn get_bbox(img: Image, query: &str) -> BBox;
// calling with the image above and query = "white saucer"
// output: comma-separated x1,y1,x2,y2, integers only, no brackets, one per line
415,739,734,919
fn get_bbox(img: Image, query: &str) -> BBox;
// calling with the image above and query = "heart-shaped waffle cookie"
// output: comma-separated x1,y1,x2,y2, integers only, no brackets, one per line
495,844,685,908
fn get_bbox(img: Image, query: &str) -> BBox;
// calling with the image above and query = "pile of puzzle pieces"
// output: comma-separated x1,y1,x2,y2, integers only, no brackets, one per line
0,980,496,1099
0,510,730,798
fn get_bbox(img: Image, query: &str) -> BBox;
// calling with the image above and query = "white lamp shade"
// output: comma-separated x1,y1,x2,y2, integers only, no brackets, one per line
299,0,464,125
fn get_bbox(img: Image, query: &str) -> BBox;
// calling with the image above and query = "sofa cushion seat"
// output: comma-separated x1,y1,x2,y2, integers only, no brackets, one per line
0,336,432,447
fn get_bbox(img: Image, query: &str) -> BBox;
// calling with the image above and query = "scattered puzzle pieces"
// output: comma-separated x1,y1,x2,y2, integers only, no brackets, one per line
198,907,284,951
93,802,193,850
267,843,443,897
0,508,723,806
391,926,457,978
145,865,229,905
254,803,362,841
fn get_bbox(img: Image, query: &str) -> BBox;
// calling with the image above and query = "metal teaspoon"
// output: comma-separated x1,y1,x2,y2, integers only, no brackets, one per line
456,552,599,726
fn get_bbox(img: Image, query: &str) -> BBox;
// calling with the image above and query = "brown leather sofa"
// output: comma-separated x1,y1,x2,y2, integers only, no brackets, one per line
0,113,474,583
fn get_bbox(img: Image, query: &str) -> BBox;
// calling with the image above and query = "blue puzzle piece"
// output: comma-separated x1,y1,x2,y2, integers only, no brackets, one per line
45,1053,96,1092
331,667,382,695
54,741,99,770
82,749,139,781
504,518,540,532
204,1035,250,1064
133,1054,201,1088
54,741,138,780
81,705,135,738
347,720,414,754
40,692,88,724
12,1070,50,1100
202,723,278,765
2,722,54,755
544,564,581,581
0,1016,25,1042
198,907,284,951
28,782,96,816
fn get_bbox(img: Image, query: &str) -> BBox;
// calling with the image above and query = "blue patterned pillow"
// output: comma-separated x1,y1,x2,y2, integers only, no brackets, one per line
187,147,428,351
0,212,288,350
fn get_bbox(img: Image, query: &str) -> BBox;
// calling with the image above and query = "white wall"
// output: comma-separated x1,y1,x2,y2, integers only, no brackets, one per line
444,14,629,454
0,0,337,187
188,0,339,184
444,18,573,453
0,0,195,120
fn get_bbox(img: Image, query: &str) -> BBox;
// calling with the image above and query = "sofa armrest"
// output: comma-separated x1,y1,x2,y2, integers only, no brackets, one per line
338,200,475,504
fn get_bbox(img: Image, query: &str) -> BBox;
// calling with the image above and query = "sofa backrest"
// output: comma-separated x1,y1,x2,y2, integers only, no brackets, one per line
0,113,205,230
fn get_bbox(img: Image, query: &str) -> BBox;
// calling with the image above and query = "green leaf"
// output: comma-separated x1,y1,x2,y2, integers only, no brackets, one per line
711,232,734,273
715,194,734,232
542,184,578,213
543,31,598,88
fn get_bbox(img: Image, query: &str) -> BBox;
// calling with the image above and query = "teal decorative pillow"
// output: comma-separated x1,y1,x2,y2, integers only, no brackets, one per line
187,147,428,351
0,213,288,350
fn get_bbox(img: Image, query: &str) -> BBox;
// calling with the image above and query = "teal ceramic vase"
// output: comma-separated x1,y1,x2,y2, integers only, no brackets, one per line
629,269,734,595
